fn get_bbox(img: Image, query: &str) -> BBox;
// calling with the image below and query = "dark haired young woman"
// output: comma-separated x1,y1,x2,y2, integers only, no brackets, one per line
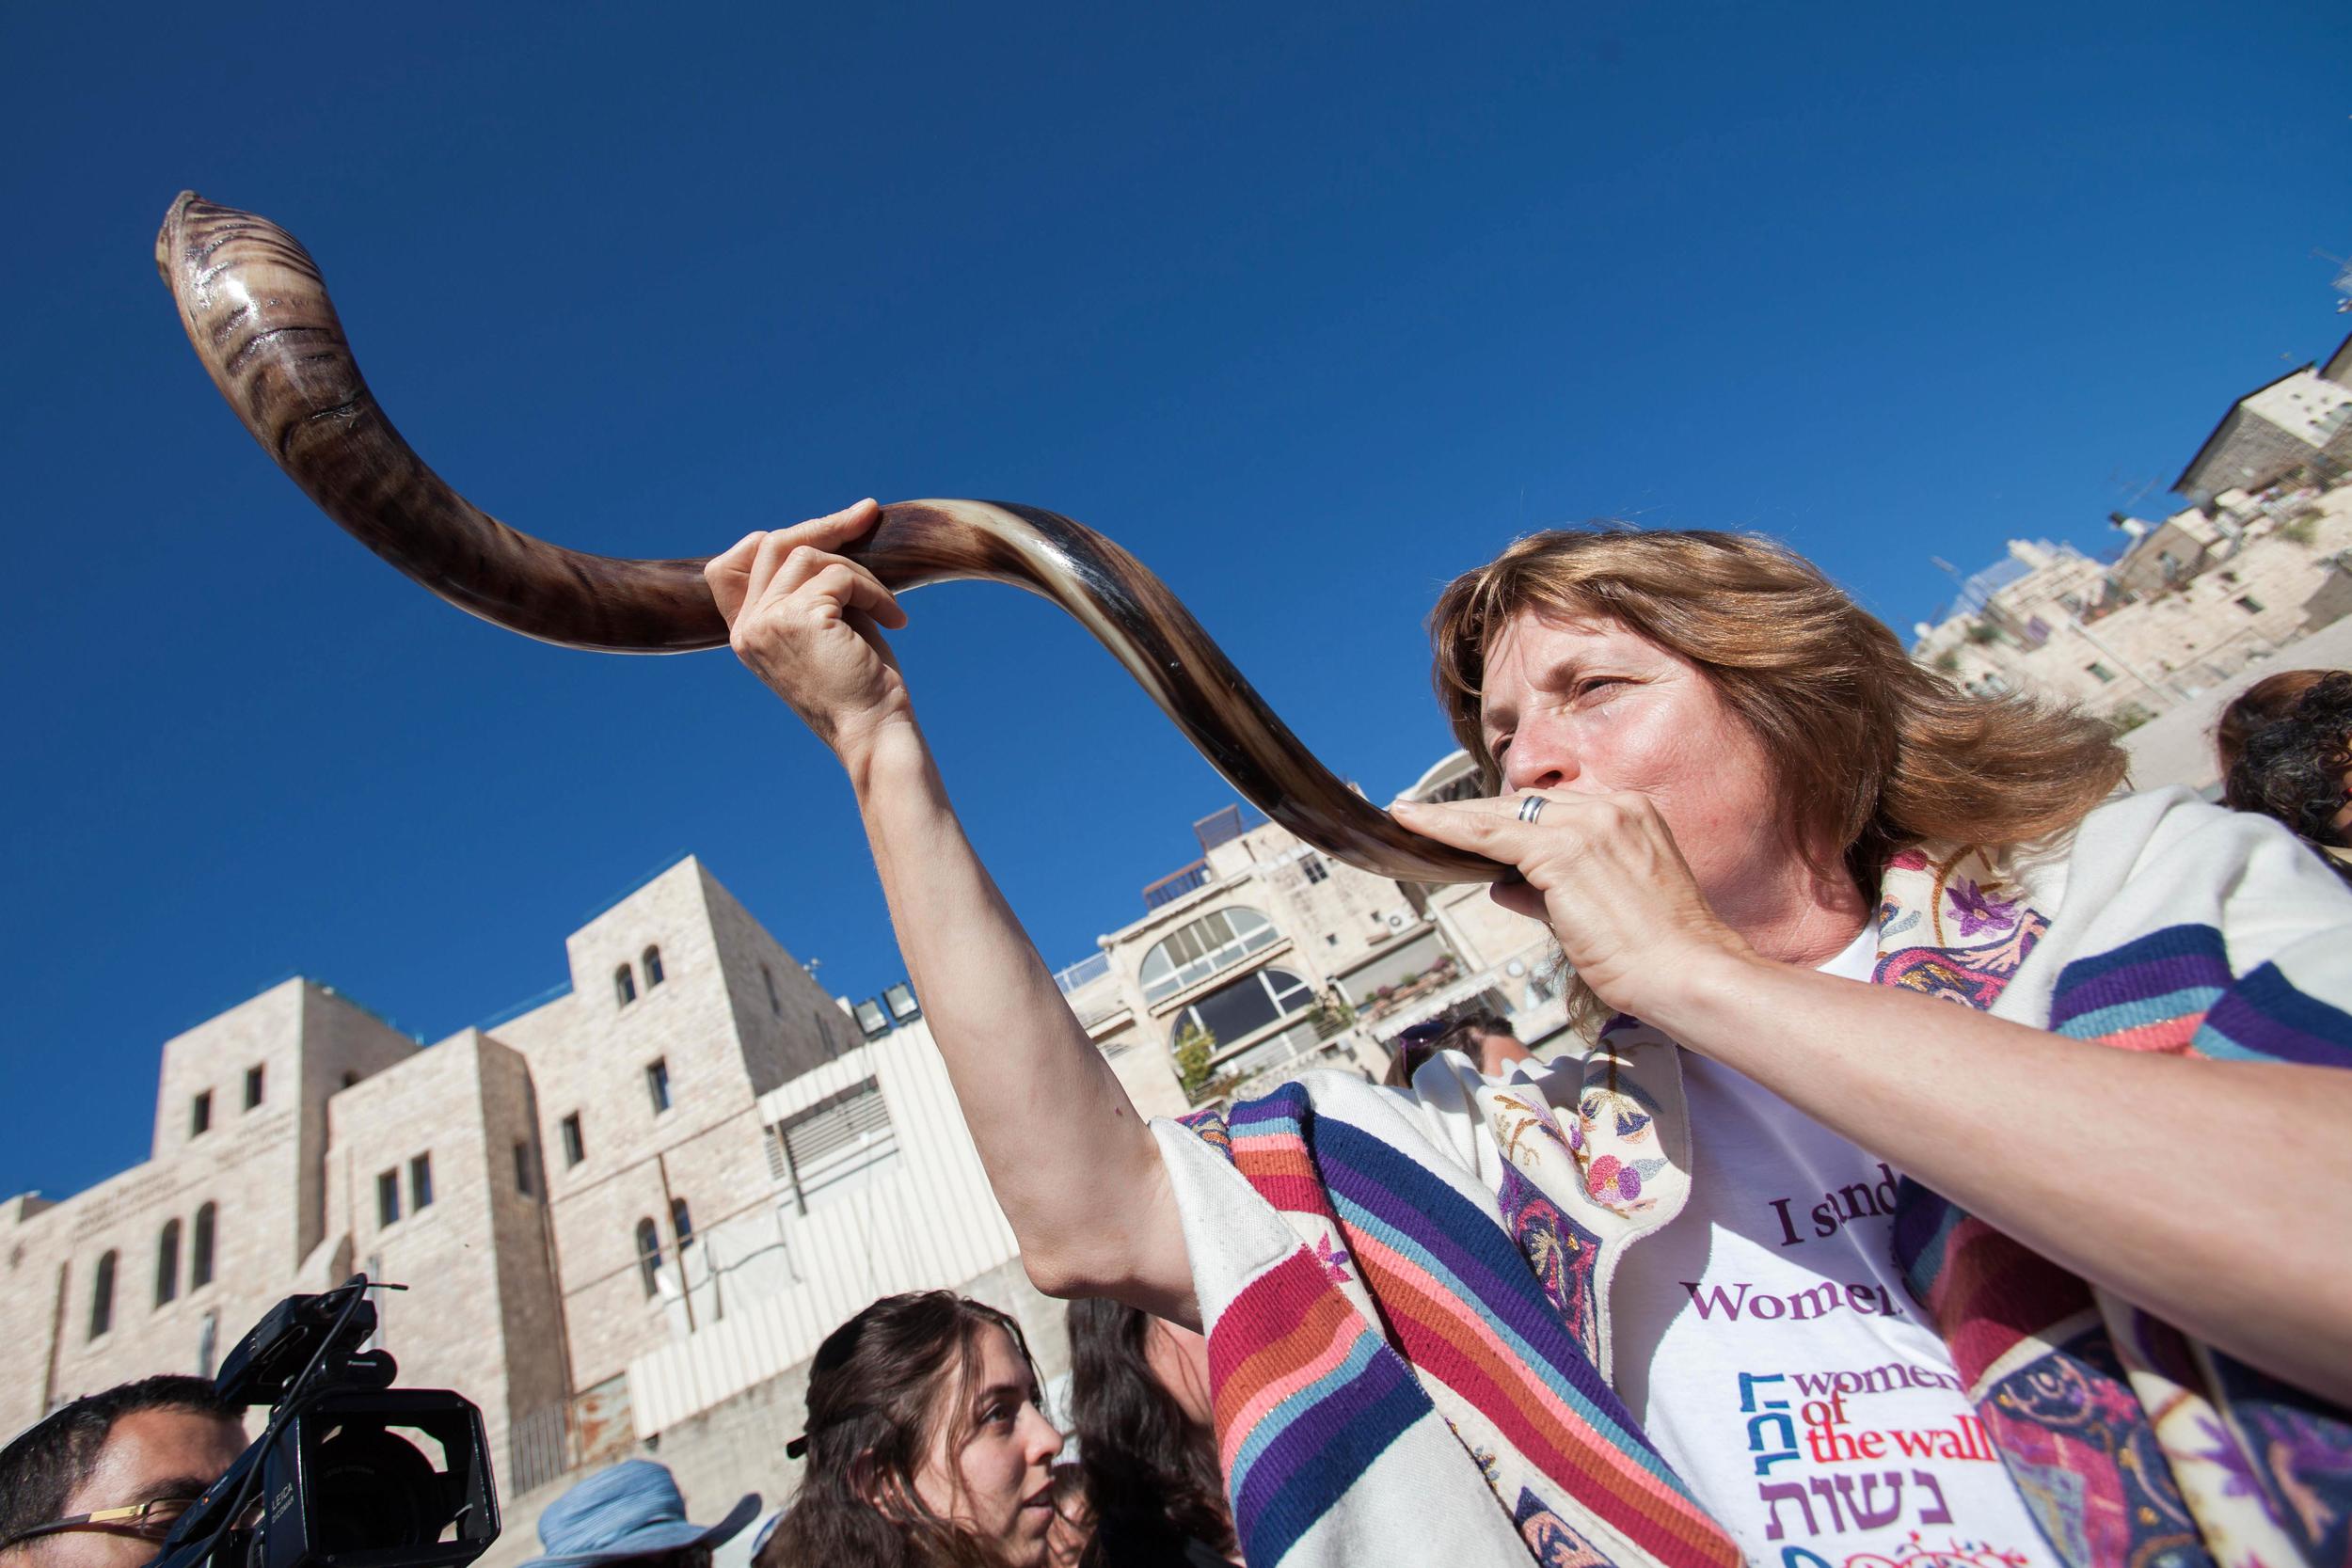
1064,1298,1237,1567
758,1292,1064,1568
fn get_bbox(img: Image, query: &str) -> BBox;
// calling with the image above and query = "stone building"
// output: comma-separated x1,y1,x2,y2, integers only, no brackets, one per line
1048,789,1561,1111
1910,483,2352,729
4,793,1553,1519
2174,334,2352,509
1,857,866,1492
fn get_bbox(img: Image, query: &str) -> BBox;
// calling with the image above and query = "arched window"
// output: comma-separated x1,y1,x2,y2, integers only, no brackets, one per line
1137,908,1280,1005
614,965,637,1006
191,1203,216,1290
89,1251,117,1339
671,1197,694,1250
1168,967,1316,1056
635,1219,661,1297
643,945,665,988
155,1220,182,1307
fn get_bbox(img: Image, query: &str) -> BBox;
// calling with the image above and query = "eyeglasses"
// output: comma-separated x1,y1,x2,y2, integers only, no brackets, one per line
0,1497,204,1550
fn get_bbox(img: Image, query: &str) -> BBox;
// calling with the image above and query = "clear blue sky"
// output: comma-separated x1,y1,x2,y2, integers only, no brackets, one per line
4,0,2346,1203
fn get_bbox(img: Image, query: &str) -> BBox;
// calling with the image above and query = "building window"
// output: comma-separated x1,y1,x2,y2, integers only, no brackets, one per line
244,1065,265,1111
155,1220,182,1307
1138,907,1282,1005
643,945,665,988
561,1113,585,1167
89,1251,117,1339
197,1309,220,1379
635,1219,662,1297
2235,594,2265,614
1168,967,1316,1057
190,1091,212,1138
614,964,638,1006
645,1059,672,1115
1300,854,1329,884
191,1203,216,1290
775,1079,899,1214
409,1154,434,1211
2085,662,2117,684
376,1169,401,1227
762,965,782,1015
671,1197,694,1250
513,1141,536,1196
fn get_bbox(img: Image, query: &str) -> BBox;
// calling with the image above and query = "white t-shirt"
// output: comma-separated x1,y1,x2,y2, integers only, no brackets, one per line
1609,927,2060,1568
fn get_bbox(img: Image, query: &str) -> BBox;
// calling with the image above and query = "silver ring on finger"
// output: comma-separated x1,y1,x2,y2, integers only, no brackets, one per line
1517,793,1547,825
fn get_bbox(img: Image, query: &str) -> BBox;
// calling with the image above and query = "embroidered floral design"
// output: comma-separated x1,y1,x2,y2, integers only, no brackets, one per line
1178,1107,1233,1161
1513,1487,1613,1568
1313,1230,1353,1284
1581,1152,1664,1203
1947,878,2019,937
1498,1163,1602,1362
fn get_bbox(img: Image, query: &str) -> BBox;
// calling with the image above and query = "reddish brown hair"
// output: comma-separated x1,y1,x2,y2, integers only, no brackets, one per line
1427,528,2127,891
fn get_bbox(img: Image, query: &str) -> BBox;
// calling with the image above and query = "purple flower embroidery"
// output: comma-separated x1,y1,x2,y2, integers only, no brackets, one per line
2189,1414,2266,1504
1313,1231,1353,1284
1947,879,2018,937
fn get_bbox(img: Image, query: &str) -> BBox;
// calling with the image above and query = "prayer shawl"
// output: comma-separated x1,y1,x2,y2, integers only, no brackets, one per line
1151,788,2352,1568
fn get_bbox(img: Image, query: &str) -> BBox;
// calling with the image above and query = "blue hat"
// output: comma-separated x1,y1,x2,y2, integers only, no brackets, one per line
518,1460,761,1568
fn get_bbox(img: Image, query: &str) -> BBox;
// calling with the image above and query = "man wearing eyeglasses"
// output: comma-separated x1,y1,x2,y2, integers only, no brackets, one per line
0,1376,247,1568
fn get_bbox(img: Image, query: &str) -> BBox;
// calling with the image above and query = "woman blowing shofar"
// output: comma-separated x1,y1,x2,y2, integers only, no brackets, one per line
708,501,2352,1568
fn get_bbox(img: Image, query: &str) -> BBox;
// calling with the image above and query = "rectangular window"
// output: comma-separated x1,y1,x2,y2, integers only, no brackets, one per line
190,1092,212,1138
513,1140,536,1196
561,1113,585,1167
409,1154,434,1211
776,1078,898,1213
1301,854,1329,884
244,1066,264,1110
2085,662,2116,684
2235,594,2265,614
645,1059,672,1115
376,1170,401,1227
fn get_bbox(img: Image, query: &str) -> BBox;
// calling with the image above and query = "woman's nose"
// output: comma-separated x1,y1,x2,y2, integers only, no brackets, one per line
1025,1408,1064,1463
1502,730,1576,795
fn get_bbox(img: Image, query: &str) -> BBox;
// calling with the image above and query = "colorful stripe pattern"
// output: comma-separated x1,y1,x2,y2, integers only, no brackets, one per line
1885,895,2352,1568
1206,1084,1740,1568
2048,923,2352,1067
2046,925,2232,1053
1207,1245,1428,1566
1889,1185,2095,1392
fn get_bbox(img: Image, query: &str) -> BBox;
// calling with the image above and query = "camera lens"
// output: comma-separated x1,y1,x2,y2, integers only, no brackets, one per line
311,1426,446,1551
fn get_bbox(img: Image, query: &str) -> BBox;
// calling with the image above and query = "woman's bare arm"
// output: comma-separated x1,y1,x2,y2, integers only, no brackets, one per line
1657,957,2352,1406
1394,791,2352,1405
709,504,1197,1323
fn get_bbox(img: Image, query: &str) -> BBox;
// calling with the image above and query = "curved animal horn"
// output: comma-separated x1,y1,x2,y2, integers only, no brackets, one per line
156,192,1505,885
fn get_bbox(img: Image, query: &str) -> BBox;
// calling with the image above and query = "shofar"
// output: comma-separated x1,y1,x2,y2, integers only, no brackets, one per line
156,191,1505,885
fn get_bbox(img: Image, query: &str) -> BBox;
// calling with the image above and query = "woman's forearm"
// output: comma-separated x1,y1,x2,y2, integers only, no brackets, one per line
1652,955,2352,1405
843,721,1196,1321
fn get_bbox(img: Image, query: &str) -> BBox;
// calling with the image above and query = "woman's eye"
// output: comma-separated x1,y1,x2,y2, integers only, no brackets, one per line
1577,677,1624,698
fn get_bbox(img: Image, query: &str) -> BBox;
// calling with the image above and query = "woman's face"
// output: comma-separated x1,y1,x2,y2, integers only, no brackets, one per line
912,1323,1064,1566
1479,610,1797,915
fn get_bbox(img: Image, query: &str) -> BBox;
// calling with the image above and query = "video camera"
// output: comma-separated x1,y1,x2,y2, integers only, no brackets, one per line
151,1276,500,1568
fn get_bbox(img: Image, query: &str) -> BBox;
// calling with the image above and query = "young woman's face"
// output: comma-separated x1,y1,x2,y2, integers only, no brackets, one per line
912,1323,1064,1566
